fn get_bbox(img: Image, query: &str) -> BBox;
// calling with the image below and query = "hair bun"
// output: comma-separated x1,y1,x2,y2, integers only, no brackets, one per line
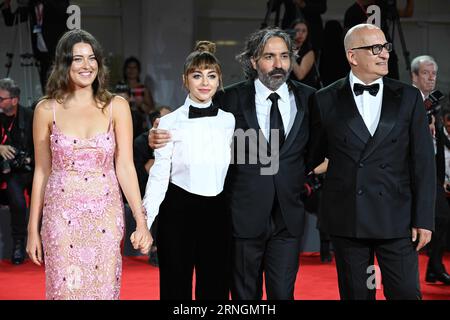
194,41,216,54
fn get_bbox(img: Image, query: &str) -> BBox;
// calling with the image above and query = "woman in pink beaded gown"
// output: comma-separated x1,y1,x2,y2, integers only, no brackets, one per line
26,29,152,300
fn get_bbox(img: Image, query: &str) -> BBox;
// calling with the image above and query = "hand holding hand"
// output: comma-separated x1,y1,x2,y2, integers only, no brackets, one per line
130,226,153,255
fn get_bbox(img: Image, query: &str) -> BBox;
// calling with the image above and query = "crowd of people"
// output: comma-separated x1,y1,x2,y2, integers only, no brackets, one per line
0,0,449,301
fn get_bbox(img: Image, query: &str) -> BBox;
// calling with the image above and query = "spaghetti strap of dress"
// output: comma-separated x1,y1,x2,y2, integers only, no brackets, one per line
107,100,113,132
52,100,57,126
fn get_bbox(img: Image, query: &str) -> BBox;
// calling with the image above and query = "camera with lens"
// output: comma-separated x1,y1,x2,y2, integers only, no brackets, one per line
0,147,32,175
302,172,324,198
115,82,131,96
301,172,325,213
424,90,445,124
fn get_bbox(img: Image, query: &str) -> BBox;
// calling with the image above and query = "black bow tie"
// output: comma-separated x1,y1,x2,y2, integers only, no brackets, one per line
353,83,380,96
188,104,219,119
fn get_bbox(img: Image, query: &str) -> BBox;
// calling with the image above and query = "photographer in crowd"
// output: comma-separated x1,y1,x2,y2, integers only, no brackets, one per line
0,78,34,265
411,55,450,285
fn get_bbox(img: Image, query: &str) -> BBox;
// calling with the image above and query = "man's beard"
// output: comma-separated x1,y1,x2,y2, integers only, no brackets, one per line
2,104,17,115
257,67,291,91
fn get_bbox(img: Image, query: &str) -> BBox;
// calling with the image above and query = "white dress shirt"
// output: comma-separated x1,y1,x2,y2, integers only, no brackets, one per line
349,71,384,136
143,96,235,229
254,79,297,141
413,84,427,100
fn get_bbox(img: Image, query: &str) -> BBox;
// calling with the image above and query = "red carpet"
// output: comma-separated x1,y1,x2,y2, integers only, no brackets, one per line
1,253,449,300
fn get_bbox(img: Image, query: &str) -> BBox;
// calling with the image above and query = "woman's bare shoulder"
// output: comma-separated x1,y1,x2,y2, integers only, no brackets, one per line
33,98,55,130
35,98,54,110
34,98,56,118
112,95,129,107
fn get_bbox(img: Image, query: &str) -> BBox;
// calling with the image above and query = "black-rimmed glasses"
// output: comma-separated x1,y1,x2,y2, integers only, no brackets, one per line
351,42,393,55
0,97,13,103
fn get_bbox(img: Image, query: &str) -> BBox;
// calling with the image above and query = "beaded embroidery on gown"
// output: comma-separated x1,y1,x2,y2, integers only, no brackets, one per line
41,101,124,300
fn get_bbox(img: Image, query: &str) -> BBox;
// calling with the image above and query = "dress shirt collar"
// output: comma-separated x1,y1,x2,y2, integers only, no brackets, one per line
412,84,426,101
185,95,213,109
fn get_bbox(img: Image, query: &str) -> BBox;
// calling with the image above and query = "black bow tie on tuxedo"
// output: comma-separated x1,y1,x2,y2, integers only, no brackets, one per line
188,104,219,119
353,83,380,96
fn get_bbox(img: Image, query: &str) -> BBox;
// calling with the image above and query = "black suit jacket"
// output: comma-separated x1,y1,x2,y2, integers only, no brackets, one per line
133,130,153,197
307,76,436,239
214,80,315,238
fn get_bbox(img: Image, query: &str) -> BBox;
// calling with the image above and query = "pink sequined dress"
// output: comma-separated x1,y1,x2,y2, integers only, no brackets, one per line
41,101,124,300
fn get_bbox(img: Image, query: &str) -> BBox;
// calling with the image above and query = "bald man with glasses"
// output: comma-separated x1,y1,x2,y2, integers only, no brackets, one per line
307,24,435,300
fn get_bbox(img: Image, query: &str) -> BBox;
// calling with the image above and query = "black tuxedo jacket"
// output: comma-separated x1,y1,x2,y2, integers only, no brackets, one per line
307,76,436,239
214,80,315,238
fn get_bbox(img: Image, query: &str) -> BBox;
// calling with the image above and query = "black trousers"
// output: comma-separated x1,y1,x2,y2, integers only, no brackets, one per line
427,184,450,273
231,197,301,300
156,183,231,300
3,172,32,241
331,236,421,300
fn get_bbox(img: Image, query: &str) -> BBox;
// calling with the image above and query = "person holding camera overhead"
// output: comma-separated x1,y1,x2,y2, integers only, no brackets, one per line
289,18,320,89
0,78,34,265
279,0,327,54
411,55,450,285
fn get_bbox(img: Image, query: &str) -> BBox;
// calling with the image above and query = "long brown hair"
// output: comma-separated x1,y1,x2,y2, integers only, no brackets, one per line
45,29,113,110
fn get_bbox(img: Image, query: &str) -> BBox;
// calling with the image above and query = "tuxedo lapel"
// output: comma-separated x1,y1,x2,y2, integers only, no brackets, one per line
239,81,261,133
338,77,371,144
280,81,305,154
361,79,401,161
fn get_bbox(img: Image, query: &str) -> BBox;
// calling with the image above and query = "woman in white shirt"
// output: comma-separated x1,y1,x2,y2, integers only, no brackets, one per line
143,41,235,300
